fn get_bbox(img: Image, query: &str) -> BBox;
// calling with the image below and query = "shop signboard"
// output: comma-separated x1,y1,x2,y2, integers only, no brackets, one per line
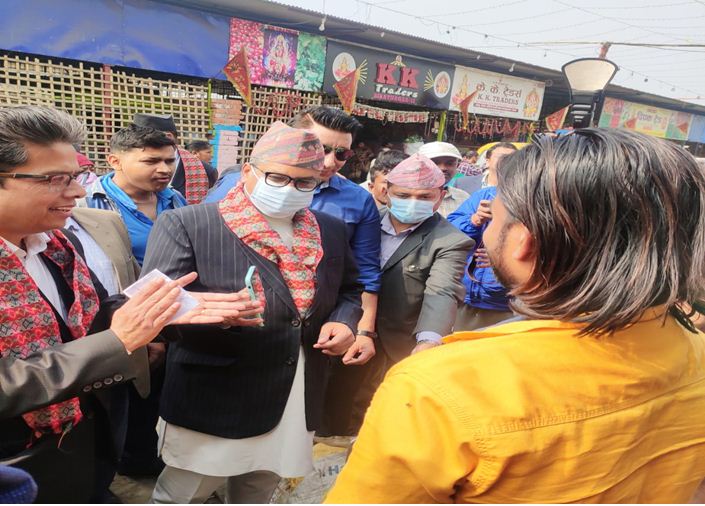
449,66,545,121
323,40,454,110
229,18,327,92
598,97,693,141
687,115,705,143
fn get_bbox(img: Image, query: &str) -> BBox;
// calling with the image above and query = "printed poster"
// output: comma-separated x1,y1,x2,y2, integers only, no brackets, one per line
449,66,545,121
598,97,693,141
229,18,326,91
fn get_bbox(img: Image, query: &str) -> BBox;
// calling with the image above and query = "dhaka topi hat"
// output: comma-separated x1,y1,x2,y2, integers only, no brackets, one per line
250,121,324,171
386,153,445,189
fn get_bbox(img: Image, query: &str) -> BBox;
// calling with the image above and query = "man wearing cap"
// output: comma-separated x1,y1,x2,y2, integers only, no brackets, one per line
417,141,470,217
338,154,474,434
143,121,362,503
133,113,217,205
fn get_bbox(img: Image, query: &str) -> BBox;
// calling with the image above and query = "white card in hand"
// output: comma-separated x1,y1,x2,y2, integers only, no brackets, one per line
123,269,199,324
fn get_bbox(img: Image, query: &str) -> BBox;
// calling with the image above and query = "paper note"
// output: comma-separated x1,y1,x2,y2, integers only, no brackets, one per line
123,269,199,324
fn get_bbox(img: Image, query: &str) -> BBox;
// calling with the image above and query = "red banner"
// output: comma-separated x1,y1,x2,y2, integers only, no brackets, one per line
545,105,569,132
223,47,253,108
333,69,359,114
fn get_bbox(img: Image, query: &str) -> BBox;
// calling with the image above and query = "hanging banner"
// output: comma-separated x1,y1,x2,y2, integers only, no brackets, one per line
545,105,570,131
228,18,326,92
598,97,693,141
449,66,545,121
350,104,429,123
323,41,454,110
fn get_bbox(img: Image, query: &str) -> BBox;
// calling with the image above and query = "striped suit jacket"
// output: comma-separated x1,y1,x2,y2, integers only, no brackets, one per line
142,204,363,439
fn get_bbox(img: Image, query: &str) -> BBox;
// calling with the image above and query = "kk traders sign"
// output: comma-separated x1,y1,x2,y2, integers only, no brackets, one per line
323,41,454,110
449,66,545,121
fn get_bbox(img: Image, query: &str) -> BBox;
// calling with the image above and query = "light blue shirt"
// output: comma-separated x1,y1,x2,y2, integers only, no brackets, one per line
65,217,120,296
100,174,186,265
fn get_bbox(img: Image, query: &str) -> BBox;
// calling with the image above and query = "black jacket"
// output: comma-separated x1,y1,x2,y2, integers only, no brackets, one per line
142,204,363,439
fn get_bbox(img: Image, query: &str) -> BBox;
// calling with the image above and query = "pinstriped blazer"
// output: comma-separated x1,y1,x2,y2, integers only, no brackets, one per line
142,203,363,439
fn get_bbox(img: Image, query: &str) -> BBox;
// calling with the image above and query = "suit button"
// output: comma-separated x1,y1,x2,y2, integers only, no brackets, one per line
285,356,296,365
113,374,124,382
303,320,311,327
104,378,113,385
93,382,103,389
83,385,92,392
291,319,301,327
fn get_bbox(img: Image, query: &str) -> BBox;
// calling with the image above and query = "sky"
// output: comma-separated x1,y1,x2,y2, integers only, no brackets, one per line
275,0,705,107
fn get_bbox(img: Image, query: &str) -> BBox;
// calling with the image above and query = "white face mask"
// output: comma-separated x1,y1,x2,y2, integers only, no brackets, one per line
247,169,314,219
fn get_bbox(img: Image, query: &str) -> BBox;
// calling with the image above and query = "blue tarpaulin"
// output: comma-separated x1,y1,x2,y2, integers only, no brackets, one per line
688,115,705,144
0,0,230,78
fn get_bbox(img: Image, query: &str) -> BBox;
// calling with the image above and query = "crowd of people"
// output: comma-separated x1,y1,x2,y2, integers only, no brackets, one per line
0,103,704,504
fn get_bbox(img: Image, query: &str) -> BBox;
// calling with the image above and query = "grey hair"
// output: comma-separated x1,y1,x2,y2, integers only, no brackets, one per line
498,128,705,335
0,105,85,173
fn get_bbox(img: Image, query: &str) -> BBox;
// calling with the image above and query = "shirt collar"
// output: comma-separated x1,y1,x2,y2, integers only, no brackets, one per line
318,174,343,192
2,233,51,260
65,217,80,232
380,212,425,237
101,173,177,210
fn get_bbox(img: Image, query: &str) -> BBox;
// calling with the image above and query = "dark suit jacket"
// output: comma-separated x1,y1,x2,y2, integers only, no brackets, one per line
142,204,363,439
377,211,475,363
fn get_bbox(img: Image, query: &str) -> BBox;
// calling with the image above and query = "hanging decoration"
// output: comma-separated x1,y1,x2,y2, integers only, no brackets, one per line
545,105,570,131
333,69,359,114
349,103,430,123
223,47,253,108
452,112,534,140
459,90,478,131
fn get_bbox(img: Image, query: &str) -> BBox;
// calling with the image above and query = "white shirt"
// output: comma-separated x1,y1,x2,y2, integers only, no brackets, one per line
65,218,120,296
2,234,68,321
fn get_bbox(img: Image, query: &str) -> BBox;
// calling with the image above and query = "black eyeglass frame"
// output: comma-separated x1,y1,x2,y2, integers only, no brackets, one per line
0,170,91,189
251,164,322,192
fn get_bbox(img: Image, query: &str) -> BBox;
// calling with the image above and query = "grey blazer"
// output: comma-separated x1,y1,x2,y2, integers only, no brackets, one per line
377,211,475,363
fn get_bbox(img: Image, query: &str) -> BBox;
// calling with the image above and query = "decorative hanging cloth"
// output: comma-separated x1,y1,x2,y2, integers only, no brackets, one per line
218,183,322,317
0,231,100,438
178,147,209,205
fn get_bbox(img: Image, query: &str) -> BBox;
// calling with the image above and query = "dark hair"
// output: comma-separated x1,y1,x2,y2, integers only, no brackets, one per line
487,142,517,159
464,149,478,158
498,128,705,335
111,124,175,153
369,150,408,181
289,106,362,138
0,105,85,174
185,140,211,152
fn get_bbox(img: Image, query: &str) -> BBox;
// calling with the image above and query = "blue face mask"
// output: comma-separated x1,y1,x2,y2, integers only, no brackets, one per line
387,196,436,224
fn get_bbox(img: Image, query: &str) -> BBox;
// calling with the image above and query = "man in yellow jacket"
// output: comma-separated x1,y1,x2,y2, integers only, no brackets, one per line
326,129,705,503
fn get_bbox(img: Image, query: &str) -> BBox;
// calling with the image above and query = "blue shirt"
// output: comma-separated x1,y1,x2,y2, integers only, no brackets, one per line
99,174,187,265
446,186,510,311
310,175,381,293
204,170,241,203
204,173,382,293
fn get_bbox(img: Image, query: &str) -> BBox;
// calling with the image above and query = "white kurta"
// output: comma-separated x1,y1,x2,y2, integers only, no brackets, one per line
156,214,314,478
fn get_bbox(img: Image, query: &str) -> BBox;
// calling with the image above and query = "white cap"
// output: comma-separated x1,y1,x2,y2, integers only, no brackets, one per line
418,141,462,161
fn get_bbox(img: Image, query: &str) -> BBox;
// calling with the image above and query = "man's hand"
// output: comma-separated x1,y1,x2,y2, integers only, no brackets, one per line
342,335,376,365
314,322,355,356
411,341,440,355
471,199,493,226
474,247,492,269
111,273,196,353
173,287,264,327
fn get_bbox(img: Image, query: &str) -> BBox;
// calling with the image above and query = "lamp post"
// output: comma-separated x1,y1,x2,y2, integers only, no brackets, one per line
561,58,619,128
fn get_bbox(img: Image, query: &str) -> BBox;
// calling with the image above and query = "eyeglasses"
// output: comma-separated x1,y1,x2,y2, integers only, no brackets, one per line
322,145,355,162
0,169,90,192
251,165,321,192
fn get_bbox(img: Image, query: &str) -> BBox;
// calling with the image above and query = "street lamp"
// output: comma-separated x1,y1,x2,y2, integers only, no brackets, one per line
561,58,619,128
